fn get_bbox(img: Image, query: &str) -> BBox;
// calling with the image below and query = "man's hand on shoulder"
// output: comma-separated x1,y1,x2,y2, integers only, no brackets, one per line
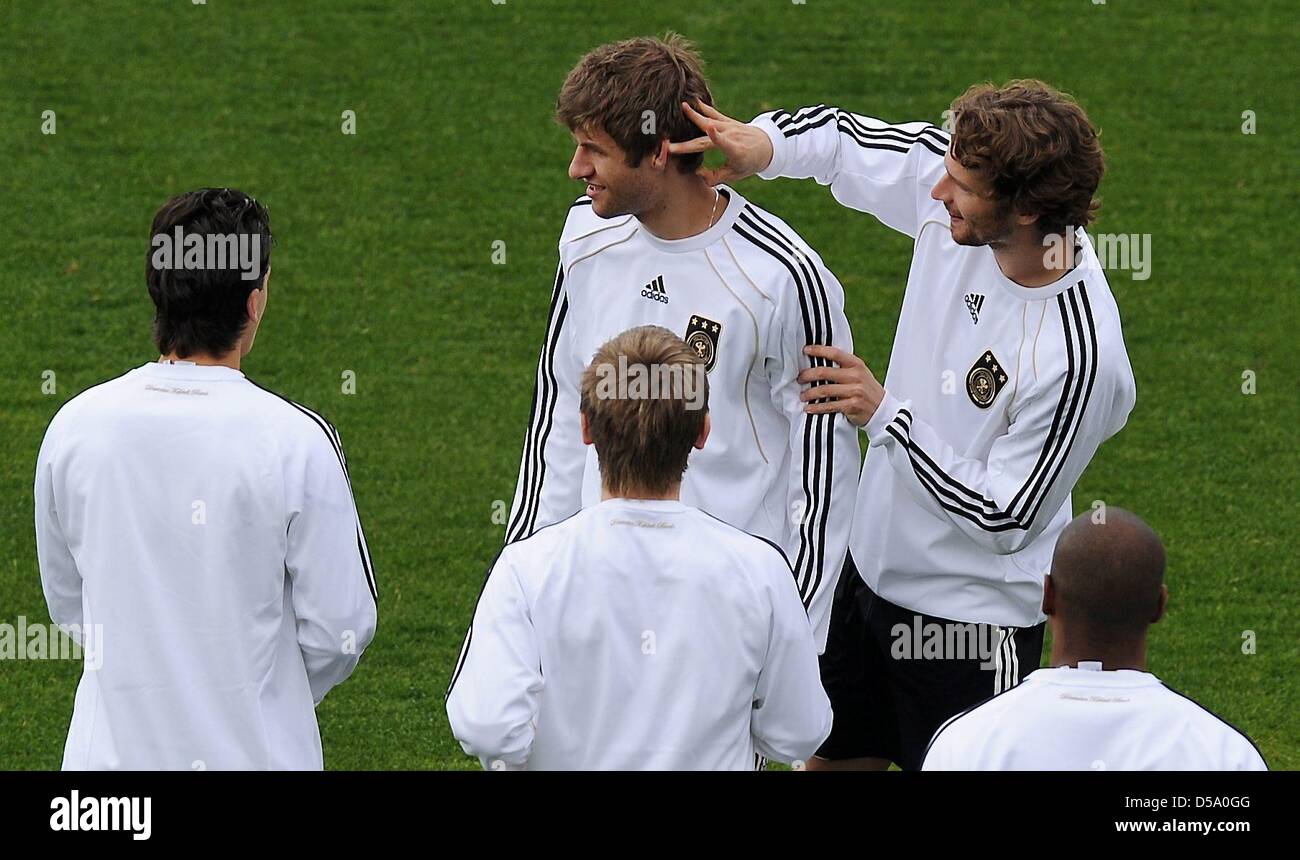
668,101,775,187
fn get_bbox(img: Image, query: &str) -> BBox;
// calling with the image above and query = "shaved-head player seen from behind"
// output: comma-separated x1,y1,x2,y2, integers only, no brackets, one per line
923,508,1267,770
1046,509,1168,672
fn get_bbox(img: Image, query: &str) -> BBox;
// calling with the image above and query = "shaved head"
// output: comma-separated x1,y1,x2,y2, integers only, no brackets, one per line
1047,508,1166,643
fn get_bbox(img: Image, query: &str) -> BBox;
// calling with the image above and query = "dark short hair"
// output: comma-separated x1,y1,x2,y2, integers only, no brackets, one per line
556,34,713,174
949,80,1105,236
145,188,273,358
1050,509,1165,639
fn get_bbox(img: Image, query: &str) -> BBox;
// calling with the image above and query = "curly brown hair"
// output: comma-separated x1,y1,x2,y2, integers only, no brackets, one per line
949,80,1104,236
556,34,713,174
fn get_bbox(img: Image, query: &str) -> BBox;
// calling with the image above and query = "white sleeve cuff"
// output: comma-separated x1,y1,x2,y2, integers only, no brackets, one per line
751,115,789,180
864,390,904,445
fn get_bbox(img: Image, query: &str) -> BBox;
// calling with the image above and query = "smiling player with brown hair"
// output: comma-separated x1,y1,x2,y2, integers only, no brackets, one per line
506,35,860,652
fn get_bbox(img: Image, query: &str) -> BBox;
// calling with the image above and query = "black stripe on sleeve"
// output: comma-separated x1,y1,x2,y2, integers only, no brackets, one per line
700,509,797,581
740,207,842,607
839,110,950,148
731,212,836,608
506,263,568,544
732,224,822,602
1019,285,1100,525
446,545,507,700
1005,286,1089,519
1159,683,1270,769
446,511,580,700
776,104,828,130
921,684,1017,768
782,107,948,157
880,281,1097,535
246,380,378,604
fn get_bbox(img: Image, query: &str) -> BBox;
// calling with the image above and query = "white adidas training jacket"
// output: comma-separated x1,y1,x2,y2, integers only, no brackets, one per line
507,187,860,649
34,361,378,770
752,106,1137,628
447,498,833,770
922,664,1268,770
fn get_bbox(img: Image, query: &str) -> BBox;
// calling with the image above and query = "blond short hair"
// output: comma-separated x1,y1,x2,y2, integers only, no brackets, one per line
579,325,709,496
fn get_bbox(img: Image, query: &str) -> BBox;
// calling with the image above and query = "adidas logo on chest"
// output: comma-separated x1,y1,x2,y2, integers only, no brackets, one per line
964,292,985,324
641,275,668,304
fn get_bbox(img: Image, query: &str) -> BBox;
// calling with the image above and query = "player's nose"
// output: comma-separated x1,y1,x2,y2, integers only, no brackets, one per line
568,150,591,181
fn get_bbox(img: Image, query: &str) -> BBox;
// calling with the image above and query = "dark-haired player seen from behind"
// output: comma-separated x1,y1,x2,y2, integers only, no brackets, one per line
35,188,377,770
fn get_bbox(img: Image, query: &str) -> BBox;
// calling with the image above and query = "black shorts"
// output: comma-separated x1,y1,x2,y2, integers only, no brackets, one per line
816,555,1045,771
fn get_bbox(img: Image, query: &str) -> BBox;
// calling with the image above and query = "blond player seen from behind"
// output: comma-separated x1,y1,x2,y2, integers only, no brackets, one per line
448,325,831,770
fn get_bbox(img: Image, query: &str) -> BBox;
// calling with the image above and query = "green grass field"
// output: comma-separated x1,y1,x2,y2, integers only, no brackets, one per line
0,0,1295,770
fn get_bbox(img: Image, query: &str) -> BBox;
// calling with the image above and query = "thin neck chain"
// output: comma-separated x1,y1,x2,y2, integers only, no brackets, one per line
706,187,722,229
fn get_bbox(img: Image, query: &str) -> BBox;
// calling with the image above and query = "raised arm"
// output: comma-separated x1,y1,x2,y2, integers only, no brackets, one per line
672,101,948,237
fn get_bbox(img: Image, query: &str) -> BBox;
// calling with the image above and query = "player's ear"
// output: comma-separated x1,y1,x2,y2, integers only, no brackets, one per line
1040,573,1055,616
248,266,270,323
653,137,671,171
580,411,593,447
242,281,268,356
694,413,710,450
1151,583,1168,624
